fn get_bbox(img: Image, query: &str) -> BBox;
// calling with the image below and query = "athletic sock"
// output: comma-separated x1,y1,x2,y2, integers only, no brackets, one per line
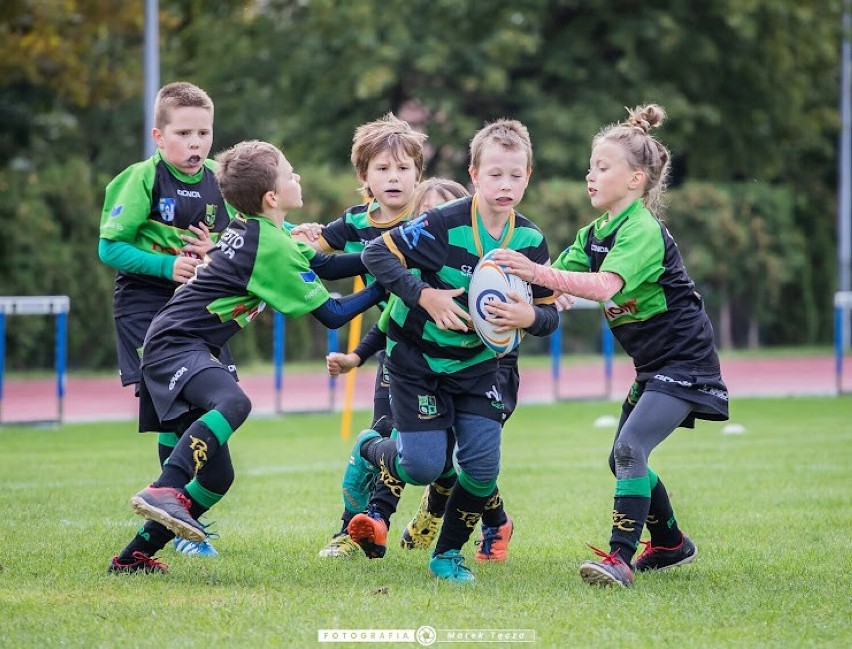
154,414,230,488
480,488,507,528
434,482,488,555
610,495,651,564
118,521,174,562
645,469,683,547
370,466,405,525
426,472,456,517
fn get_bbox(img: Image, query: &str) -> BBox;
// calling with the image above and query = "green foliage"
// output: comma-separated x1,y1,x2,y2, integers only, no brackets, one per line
0,0,843,371
0,398,850,646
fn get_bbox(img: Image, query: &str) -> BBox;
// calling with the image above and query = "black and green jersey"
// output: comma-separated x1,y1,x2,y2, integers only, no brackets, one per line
553,199,719,373
142,215,329,367
99,151,234,316
319,201,407,254
365,196,556,375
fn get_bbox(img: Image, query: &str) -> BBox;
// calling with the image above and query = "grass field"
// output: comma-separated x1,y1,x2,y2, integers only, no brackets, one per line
1,398,850,648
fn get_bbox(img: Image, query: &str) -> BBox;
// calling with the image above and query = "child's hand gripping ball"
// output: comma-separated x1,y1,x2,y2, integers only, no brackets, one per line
468,249,532,357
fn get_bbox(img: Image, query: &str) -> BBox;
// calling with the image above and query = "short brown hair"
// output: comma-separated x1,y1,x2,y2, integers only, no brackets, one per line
154,82,214,130
215,140,281,216
469,119,533,172
350,113,427,197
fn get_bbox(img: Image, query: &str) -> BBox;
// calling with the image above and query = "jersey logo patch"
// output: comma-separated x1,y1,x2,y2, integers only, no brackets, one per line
158,197,176,223
205,204,217,227
299,270,318,283
400,215,435,249
110,204,124,217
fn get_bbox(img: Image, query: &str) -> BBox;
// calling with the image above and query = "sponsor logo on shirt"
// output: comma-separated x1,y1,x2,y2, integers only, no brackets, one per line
176,189,202,198
158,197,176,222
603,299,638,321
299,270,318,283
218,228,244,259
591,243,610,253
110,204,124,217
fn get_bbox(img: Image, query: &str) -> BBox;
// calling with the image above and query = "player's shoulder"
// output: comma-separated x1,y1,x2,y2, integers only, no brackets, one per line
106,156,156,187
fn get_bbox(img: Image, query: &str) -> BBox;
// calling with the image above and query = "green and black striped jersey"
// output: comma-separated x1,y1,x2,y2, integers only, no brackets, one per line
365,195,556,375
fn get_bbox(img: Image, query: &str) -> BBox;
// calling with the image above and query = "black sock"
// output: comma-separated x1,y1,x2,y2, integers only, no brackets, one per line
118,521,174,562
480,488,507,528
426,474,455,517
369,460,405,526
646,476,683,547
360,436,396,472
154,420,222,489
434,483,488,555
609,496,650,564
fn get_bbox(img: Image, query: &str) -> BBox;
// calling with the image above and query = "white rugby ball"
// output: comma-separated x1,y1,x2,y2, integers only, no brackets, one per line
468,249,533,356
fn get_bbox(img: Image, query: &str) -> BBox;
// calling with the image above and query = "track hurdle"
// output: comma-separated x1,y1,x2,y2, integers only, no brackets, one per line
549,297,615,401
272,311,340,414
834,291,852,395
0,296,70,425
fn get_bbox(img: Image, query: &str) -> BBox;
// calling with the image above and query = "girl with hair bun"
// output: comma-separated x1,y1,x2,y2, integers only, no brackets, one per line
492,104,729,588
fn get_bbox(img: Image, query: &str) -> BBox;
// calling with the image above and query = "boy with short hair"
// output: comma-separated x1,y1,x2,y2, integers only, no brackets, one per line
99,81,236,558
299,113,429,559
355,119,559,582
107,140,387,574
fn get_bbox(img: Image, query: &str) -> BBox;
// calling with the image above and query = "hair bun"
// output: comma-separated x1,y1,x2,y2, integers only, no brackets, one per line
625,104,666,132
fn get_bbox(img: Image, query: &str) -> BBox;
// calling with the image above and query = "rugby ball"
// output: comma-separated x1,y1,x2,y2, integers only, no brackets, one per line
468,249,533,356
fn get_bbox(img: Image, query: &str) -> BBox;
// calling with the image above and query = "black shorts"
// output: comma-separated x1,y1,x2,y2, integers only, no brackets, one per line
115,312,158,387
371,350,392,426
139,349,234,432
497,362,520,421
631,365,729,429
386,359,507,432
115,312,238,388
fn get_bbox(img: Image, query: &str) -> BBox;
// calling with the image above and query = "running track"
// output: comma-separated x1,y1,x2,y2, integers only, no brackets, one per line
0,355,847,425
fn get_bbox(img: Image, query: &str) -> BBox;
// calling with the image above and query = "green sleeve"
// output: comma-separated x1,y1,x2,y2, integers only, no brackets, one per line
295,238,317,261
98,239,174,279
599,215,665,294
247,220,329,317
99,158,157,243
552,226,592,272
377,296,396,333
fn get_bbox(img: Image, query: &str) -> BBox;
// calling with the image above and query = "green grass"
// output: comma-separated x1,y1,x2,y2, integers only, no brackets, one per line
1,398,850,647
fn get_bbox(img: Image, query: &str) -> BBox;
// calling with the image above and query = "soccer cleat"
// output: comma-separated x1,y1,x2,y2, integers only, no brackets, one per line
347,508,388,559
108,551,168,574
341,429,382,514
400,487,442,550
428,549,475,583
579,545,634,587
130,485,206,542
475,515,513,562
633,535,697,572
173,537,219,557
318,533,361,559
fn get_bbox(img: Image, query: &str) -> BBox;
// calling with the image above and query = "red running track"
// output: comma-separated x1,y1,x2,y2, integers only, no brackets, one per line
0,354,846,425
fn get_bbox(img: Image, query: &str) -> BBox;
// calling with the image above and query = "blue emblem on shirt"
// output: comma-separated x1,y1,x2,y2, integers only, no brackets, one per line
299,270,318,283
158,197,176,223
400,215,435,249
110,204,123,217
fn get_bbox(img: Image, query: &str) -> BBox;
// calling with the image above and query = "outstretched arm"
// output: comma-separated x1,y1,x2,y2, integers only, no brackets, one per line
309,251,367,280
490,249,624,302
310,281,387,329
